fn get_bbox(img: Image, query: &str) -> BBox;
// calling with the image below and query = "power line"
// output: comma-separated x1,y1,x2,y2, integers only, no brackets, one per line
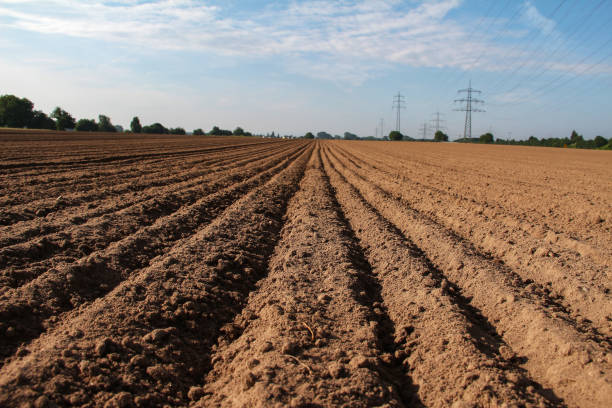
454,81,485,140
392,92,406,133
442,0,514,89
492,35,612,107
487,0,608,98
452,0,523,89
484,0,573,95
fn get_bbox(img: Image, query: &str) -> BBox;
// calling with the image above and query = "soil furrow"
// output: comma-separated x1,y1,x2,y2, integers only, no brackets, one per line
0,138,274,170
0,142,292,227
337,142,611,259
197,145,419,407
337,143,612,267
0,141,287,207
0,143,300,279
333,145,612,336
0,149,256,212
325,143,612,408
0,145,308,366
0,142,312,408
0,142,243,178
321,145,560,407
328,146,610,346
0,143,297,247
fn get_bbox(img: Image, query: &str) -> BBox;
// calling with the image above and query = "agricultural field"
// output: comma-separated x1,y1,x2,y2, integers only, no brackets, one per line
0,132,610,407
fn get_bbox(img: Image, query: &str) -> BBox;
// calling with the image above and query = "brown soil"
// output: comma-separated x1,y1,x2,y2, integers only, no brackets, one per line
0,134,609,407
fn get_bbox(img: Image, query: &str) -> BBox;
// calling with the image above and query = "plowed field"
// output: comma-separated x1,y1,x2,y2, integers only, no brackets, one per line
0,133,610,408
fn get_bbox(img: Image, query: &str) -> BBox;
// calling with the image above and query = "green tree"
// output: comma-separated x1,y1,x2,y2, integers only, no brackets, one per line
528,136,539,145
479,132,494,144
97,115,116,132
75,118,98,132
51,107,76,131
389,130,403,141
594,135,607,148
130,117,142,133
193,128,204,135
233,127,244,136
142,123,168,134
343,132,358,140
169,127,186,135
570,130,583,144
29,110,56,130
434,130,448,142
0,95,34,128
304,132,314,139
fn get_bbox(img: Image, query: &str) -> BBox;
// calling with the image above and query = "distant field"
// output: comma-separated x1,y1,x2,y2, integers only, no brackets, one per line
0,134,610,407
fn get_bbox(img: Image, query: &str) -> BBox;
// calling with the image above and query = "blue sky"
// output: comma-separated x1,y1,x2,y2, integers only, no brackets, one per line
1,0,611,140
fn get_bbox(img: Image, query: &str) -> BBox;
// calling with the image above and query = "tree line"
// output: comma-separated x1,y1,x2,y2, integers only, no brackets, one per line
454,130,611,150
0,94,254,137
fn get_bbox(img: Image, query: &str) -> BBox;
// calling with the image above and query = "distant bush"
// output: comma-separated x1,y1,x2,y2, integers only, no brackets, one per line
479,132,494,144
51,107,76,131
594,135,608,148
209,126,232,136
30,110,56,130
434,130,448,142
193,128,204,135
169,127,186,135
97,115,117,132
570,130,583,144
389,130,403,141
0,95,35,128
75,119,98,132
130,117,142,133
142,123,168,134
304,132,314,139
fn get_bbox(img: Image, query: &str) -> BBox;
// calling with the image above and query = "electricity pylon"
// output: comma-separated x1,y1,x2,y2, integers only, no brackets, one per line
430,111,447,133
454,81,484,140
392,92,406,133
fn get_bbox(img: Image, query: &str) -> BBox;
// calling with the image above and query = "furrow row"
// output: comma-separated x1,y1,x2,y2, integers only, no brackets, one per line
321,145,558,407
325,143,612,408
339,143,611,257
0,144,308,367
0,142,293,226
0,137,274,170
0,143,312,408
198,146,417,407
0,143,299,280
0,141,285,207
333,144,612,336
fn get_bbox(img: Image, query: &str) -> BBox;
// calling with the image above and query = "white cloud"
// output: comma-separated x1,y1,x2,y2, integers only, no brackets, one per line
0,0,481,83
522,1,556,35
0,0,597,86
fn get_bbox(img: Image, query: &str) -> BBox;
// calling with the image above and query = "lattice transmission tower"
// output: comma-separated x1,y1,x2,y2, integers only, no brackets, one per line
430,111,447,134
392,92,406,133
454,81,484,140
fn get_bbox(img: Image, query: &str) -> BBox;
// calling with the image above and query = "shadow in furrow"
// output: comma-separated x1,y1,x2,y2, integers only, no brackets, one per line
319,159,424,408
0,146,308,367
329,146,612,350
324,146,565,406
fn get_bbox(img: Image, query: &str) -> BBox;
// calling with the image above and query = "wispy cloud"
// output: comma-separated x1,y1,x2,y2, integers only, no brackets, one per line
522,1,556,35
0,0,479,83
0,0,602,85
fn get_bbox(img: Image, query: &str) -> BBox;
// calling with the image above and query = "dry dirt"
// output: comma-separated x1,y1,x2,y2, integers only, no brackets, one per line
0,132,610,407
